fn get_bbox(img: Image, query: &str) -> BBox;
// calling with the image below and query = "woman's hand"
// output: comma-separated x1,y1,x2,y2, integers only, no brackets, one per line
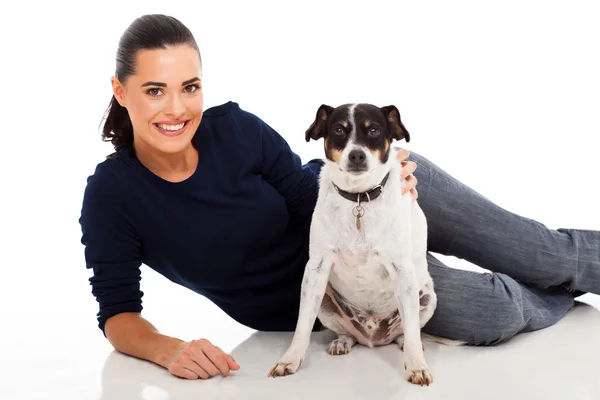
165,338,240,380
396,149,418,201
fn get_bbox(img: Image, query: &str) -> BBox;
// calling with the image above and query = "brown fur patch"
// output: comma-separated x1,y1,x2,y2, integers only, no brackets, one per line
350,319,368,337
324,139,343,163
370,149,382,161
368,141,391,164
372,318,391,342
341,120,349,128
364,120,371,128
373,310,400,341
330,149,342,163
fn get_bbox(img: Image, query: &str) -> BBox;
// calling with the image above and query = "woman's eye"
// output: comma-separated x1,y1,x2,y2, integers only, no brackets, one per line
184,84,200,93
146,88,163,97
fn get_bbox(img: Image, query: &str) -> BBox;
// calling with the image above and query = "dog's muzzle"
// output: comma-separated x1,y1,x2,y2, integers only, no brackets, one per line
347,149,368,172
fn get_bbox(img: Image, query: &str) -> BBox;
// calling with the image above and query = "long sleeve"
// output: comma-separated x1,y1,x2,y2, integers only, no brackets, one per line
233,107,320,225
79,166,143,335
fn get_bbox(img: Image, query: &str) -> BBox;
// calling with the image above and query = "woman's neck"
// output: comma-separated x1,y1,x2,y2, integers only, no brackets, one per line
133,139,198,183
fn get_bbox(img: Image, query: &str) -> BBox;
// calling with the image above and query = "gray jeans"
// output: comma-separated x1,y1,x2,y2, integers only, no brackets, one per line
407,150,600,345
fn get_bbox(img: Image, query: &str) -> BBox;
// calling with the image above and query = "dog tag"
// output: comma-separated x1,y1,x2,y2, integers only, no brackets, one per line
353,205,365,230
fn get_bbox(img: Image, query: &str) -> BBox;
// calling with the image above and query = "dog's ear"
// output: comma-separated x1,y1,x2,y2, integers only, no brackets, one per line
305,104,334,142
380,105,410,142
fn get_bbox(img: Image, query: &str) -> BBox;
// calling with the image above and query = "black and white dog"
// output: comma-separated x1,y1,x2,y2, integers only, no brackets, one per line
268,103,458,386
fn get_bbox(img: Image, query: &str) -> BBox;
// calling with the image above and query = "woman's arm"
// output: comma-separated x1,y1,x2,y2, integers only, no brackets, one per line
104,312,240,379
79,164,239,379
232,106,319,224
104,312,182,367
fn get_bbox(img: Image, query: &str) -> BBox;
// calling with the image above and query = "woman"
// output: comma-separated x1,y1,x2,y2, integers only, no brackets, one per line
79,14,600,380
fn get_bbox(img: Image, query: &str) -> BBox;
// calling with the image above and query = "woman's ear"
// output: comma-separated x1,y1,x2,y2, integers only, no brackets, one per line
111,76,127,108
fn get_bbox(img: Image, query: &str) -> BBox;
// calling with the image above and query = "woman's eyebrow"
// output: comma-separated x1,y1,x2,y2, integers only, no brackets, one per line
140,76,201,88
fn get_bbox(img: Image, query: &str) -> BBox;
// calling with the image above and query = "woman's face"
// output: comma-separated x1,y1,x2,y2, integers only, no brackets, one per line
111,44,203,156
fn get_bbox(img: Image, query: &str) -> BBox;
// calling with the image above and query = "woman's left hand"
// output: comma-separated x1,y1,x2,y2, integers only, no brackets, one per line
396,149,418,201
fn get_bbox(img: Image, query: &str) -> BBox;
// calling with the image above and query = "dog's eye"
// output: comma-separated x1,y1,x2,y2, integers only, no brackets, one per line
368,127,380,137
333,127,345,136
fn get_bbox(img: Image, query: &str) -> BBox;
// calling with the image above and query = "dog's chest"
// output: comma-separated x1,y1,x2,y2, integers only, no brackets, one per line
322,194,398,305
330,248,394,303
334,249,389,285
324,196,392,246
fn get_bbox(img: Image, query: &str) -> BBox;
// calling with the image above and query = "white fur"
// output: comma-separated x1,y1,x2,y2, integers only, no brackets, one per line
269,106,462,384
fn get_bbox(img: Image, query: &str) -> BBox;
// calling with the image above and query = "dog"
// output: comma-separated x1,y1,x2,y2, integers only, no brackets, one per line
268,103,452,386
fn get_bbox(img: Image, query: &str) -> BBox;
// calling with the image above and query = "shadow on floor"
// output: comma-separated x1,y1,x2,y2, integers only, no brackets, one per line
97,300,600,400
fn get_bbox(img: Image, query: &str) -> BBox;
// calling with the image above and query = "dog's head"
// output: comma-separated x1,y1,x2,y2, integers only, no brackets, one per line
305,103,409,176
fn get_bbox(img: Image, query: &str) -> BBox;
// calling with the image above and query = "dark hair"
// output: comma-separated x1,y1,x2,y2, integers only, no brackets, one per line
100,14,201,157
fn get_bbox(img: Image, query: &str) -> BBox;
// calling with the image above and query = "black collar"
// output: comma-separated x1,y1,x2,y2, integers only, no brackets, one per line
332,172,390,203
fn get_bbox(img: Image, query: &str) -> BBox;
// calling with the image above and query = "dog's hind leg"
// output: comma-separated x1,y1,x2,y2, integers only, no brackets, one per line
317,307,360,355
268,254,335,377
418,280,437,328
414,279,467,346
327,334,357,355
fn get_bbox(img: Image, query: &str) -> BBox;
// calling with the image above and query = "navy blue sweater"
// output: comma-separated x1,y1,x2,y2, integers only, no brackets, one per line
79,101,324,334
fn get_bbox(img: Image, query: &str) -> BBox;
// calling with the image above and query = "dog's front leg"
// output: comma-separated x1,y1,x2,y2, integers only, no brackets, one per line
389,258,433,386
268,254,334,378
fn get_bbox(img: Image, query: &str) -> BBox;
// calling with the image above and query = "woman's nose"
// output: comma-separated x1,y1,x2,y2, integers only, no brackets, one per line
165,94,185,116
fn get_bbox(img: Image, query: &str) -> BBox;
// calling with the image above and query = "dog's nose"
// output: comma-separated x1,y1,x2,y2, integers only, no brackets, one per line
348,149,366,165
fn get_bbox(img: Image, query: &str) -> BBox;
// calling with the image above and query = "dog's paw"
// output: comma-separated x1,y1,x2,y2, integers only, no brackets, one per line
327,338,353,355
405,367,433,386
267,358,303,378
404,357,433,386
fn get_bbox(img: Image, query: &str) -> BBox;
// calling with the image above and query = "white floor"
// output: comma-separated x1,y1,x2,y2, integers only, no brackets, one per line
4,287,599,400
3,2,599,400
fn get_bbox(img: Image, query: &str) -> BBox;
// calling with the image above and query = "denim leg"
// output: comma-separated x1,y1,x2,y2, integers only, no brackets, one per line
422,253,575,345
405,149,600,295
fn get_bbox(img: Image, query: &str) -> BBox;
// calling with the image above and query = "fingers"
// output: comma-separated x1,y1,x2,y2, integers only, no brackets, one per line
402,174,418,195
410,187,419,201
201,344,233,376
396,148,410,163
397,149,418,199
396,149,418,202
195,353,222,377
400,160,417,180
227,354,241,370
168,338,240,380
169,360,209,380
192,339,240,377
181,348,213,378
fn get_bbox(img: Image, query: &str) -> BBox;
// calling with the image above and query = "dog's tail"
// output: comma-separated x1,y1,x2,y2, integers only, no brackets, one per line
421,333,467,346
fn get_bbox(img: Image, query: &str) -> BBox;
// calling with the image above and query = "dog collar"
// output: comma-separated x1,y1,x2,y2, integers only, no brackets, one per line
332,172,390,203
332,172,391,230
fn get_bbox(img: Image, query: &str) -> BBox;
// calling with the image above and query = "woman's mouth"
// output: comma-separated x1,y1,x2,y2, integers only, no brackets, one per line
153,120,190,137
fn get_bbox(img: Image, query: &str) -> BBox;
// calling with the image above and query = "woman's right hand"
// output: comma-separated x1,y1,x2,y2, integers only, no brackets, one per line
165,338,240,380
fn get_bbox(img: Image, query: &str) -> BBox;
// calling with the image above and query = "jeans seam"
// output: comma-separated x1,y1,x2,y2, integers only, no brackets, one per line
411,159,433,206
426,167,462,254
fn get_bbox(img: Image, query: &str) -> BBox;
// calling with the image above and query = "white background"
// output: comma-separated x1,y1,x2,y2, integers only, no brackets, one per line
1,1,599,399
